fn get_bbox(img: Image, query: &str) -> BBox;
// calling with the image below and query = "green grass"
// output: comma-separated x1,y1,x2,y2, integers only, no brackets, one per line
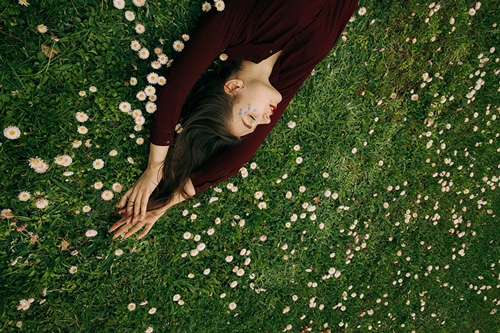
1,0,499,332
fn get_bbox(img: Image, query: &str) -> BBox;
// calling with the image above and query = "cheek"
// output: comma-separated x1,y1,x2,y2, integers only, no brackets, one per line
237,104,258,116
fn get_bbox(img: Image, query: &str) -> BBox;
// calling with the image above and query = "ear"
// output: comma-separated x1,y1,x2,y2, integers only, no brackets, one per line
224,79,244,95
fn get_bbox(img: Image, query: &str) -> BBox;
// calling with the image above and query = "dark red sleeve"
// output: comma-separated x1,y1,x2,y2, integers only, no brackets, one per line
150,2,246,146
191,0,358,193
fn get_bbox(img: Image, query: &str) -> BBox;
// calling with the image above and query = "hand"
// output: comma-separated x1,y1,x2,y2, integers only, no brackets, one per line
117,167,163,223
110,179,194,240
109,206,166,240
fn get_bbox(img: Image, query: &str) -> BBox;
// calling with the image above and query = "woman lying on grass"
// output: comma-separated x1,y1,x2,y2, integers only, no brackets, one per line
109,0,358,239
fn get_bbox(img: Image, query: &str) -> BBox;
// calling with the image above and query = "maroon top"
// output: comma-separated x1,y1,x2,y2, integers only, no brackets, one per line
151,0,358,193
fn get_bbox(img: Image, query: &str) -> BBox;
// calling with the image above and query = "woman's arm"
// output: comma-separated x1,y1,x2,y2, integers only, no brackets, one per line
117,143,169,223
116,1,250,225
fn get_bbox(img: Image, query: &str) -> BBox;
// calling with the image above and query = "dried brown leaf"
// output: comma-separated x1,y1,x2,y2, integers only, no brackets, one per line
41,44,58,59
61,239,70,250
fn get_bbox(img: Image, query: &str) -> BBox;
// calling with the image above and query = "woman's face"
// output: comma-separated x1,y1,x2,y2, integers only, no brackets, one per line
226,78,282,137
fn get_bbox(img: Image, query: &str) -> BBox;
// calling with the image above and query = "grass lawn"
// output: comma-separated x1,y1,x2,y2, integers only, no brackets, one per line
1,0,499,332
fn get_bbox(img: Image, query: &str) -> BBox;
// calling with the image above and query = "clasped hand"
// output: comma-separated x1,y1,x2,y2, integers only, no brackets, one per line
109,167,165,240
109,207,166,240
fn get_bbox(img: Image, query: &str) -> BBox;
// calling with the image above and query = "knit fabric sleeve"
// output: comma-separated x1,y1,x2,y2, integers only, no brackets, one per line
150,2,245,146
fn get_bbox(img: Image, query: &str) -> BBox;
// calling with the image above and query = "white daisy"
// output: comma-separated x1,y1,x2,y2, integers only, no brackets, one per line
130,40,141,51
135,116,145,125
35,162,49,174
113,0,125,9
214,0,225,11
145,102,157,113
93,159,104,170
132,0,145,7
135,23,145,34
157,76,167,86
54,155,72,166
144,85,156,96
28,156,43,169
119,102,131,112
202,2,211,12
112,183,123,192
101,190,114,201
147,72,158,84
37,24,48,33
18,191,31,202
173,40,184,52
0,209,14,219
136,91,147,101
125,11,135,21
36,198,49,209
151,61,161,69
3,126,21,139
77,126,88,134
76,112,89,122
157,54,168,65
138,48,150,59
219,53,228,61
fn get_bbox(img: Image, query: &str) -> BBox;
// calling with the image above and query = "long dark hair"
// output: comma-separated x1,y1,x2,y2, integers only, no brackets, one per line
147,60,242,211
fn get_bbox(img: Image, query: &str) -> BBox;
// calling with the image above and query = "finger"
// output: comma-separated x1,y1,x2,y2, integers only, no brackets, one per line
133,193,143,222
109,216,131,232
126,193,138,218
112,221,133,239
137,223,154,240
124,222,146,239
140,196,149,221
118,188,133,209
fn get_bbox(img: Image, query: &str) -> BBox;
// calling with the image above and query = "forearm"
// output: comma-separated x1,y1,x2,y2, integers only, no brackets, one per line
147,143,169,169
158,178,195,214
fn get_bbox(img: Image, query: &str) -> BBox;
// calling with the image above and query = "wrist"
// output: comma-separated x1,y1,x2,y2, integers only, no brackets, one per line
146,162,163,170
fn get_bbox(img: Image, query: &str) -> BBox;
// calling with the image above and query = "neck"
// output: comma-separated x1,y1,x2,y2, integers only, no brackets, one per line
236,51,282,81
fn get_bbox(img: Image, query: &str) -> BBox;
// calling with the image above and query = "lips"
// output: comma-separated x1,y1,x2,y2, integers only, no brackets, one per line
270,105,277,115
